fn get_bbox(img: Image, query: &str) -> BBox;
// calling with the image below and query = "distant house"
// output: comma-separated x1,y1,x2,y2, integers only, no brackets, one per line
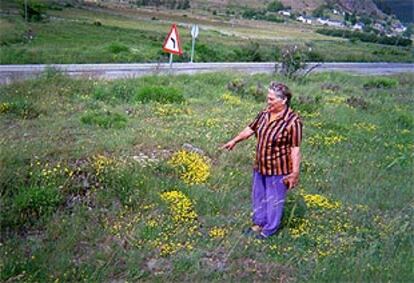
393,23,407,33
327,20,344,28
332,9,339,15
352,22,365,31
317,18,344,28
297,16,312,24
373,23,385,33
317,18,329,25
278,10,291,17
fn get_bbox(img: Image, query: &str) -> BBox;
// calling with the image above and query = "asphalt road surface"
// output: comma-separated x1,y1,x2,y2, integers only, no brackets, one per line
0,62,413,84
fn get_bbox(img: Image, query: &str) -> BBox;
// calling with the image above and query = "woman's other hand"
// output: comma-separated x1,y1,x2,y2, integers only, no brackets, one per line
283,172,299,190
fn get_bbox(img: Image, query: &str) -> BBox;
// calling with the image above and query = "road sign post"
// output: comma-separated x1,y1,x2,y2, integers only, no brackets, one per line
190,24,199,63
162,24,183,72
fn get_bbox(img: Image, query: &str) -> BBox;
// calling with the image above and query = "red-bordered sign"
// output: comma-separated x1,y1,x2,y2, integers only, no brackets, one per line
162,24,183,55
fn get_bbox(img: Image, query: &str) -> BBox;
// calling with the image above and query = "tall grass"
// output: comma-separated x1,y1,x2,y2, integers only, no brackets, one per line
0,71,413,281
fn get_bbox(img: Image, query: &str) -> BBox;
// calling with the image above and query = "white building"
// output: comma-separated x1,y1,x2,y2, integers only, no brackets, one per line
327,20,344,28
373,23,385,33
352,23,364,31
297,16,312,24
317,18,329,25
393,23,407,33
278,10,291,17
317,18,344,28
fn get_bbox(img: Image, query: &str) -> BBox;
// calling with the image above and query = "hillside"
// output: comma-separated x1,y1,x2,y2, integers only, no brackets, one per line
190,0,384,16
375,0,414,23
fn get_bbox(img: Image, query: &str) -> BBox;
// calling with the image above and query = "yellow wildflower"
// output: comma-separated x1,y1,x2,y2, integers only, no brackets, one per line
169,150,210,185
302,194,341,209
221,92,242,106
208,227,227,239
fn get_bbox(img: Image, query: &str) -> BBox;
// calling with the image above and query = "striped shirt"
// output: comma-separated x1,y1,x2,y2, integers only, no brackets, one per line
248,107,303,176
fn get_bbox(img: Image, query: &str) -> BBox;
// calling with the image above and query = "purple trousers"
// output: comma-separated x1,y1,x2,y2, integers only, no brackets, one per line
251,170,287,237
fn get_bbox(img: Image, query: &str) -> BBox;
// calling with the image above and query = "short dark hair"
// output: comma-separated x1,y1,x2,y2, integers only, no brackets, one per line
268,82,292,106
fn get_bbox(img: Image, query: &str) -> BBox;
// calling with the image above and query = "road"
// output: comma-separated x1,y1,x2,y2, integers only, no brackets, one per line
0,62,413,84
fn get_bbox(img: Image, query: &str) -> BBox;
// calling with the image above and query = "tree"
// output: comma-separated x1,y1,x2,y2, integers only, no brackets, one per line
403,24,413,38
312,5,326,18
344,12,350,22
267,1,284,12
350,13,357,25
360,15,372,25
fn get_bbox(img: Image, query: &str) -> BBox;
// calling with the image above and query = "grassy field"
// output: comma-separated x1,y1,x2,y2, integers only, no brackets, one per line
1,69,413,281
0,1,413,64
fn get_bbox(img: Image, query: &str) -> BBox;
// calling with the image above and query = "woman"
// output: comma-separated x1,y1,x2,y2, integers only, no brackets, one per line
221,82,303,239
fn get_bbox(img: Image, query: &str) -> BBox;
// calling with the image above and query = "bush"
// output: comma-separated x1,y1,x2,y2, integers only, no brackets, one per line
395,112,413,128
267,1,285,12
135,86,184,104
277,45,308,80
316,28,412,47
107,42,129,54
93,81,136,103
307,50,324,62
346,96,369,110
18,0,47,22
235,41,263,62
363,78,398,89
0,100,40,119
4,186,63,227
263,14,284,23
247,83,266,101
81,110,128,129
227,78,245,95
292,95,322,114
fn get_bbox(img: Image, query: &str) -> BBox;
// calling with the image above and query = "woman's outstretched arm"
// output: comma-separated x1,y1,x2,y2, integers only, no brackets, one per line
220,126,255,151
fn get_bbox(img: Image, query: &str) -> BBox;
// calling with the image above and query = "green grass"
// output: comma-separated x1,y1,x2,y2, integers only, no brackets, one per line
0,2,413,63
1,70,413,281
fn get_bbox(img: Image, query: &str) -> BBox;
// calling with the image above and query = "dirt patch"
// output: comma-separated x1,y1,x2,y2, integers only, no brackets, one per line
231,258,294,282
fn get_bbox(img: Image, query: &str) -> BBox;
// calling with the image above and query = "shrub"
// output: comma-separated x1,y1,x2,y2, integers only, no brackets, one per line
307,50,324,62
292,95,322,114
263,14,284,23
267,0,285,12
168,150,210,185
346,96,369,110
395,112,413,128
234,41,263,62
227,78,245,95
321,83,340,93
0,100,40,119
93,81,136,104
277,45,307,80
247,83,266,101
5,186,63,226
107,42,129,54
81,110,128,129
18,0,47,22
316,28,412,47
363,78,398,89
135,86,184,104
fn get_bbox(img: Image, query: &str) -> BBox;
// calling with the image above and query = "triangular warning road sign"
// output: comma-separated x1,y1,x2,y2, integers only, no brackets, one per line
162,24,183,55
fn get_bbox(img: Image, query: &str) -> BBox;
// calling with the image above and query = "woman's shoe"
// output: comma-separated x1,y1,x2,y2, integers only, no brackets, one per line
251,225,262,233
255,233,268,240
243,227,255,236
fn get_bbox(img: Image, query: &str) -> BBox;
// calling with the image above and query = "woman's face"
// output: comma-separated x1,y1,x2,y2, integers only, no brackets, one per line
266,89,286,113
